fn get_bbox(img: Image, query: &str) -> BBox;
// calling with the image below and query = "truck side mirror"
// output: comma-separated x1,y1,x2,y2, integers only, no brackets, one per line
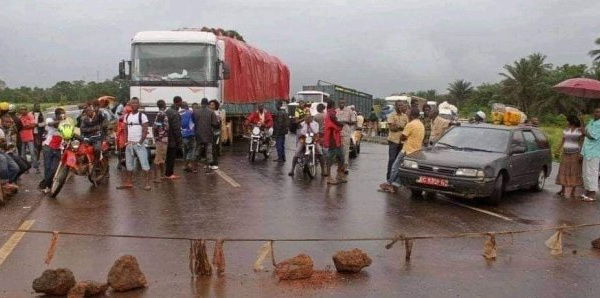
118,61,126,79
221,60,230,80
118,60,131,80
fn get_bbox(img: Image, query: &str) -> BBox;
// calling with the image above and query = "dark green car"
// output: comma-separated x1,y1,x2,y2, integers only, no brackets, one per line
398,124,552,204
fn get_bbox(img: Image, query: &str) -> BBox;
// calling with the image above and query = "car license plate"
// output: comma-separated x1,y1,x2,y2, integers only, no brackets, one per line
417,176,449,187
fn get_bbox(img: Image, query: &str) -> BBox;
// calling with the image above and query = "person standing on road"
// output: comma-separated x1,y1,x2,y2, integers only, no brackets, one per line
38,108,65,193
380,108,425,193
193,98,220,174
386,101,408,180
272,101,289,162
336,99,356,172
208,99,222,170
581,108,600,202
180,102,197,173
324,100,345,184
164,96,183,180
555,115,583,199
117,98,151,191
32,103,45,167
18,105,38,173
421,105,433,146
152,100,169,183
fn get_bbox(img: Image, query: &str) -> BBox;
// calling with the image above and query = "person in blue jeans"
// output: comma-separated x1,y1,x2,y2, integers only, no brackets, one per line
39,108,65,193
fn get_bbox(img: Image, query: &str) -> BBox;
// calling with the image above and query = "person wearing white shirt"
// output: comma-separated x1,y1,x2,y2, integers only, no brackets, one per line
288,115,326,176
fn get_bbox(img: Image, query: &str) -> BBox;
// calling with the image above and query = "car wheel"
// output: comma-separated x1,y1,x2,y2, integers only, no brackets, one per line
485,174,505,205
410,188,423,198
531,168,546,192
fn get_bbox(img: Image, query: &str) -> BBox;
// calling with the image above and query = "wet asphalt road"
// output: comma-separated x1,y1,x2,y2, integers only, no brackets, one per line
1,135,600,297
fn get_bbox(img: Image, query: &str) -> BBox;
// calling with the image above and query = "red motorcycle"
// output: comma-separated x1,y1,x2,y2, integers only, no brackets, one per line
50,134,110,198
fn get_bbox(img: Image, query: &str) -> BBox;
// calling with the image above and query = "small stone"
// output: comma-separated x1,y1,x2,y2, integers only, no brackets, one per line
67,283,86,298
275,253,313,280
107,255,147,291
332,248,372,273
592,237,600,249
82,280,109,296
32,268,76,296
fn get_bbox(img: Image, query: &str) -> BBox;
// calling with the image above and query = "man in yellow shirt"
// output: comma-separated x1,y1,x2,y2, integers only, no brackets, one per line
380,108,424,193
386,101,408,180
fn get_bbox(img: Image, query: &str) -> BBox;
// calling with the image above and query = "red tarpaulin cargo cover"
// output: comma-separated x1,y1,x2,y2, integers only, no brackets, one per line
218,36,290,103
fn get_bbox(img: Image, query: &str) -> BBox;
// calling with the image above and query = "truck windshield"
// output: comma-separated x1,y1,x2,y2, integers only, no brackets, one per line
131,43,217,82
298,94,323,103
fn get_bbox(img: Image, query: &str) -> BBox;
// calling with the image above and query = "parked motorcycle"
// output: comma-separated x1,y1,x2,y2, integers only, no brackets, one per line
248,126,272,162
50,123,110,198
296,132,318,178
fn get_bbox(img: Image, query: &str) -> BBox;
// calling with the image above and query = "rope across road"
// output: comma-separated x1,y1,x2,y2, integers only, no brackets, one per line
1,221,599,243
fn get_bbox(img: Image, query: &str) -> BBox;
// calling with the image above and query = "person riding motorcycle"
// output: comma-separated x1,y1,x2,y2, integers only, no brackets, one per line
79,104,106,169
245,103,274,139
288,114,325,176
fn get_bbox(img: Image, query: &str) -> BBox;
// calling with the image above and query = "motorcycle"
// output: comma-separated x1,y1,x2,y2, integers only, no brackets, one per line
50,130,110,198
248,125,272,162
296,132,318,179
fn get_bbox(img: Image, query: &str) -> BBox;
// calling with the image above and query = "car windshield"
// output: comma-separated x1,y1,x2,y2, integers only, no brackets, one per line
131,43,217,82
435,127,510,153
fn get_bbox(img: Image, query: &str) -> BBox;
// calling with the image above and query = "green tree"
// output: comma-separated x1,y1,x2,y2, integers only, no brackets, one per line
0,79,6,91
447,79,473,108
589,37,600,63
499,53,551,114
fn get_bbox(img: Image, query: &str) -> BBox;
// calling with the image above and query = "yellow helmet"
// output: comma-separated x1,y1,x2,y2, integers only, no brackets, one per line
0,102,9,111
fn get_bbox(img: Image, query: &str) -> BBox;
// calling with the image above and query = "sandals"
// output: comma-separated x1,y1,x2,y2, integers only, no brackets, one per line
581,194,597,202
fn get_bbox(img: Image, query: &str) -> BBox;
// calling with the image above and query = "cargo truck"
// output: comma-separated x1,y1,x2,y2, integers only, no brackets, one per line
118,29,290,147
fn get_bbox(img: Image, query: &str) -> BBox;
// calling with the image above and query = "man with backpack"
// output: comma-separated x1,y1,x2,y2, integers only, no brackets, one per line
117,97,151,191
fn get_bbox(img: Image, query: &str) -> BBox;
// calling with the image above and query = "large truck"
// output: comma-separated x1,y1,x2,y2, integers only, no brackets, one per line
118,29,290,145
296,81,374,115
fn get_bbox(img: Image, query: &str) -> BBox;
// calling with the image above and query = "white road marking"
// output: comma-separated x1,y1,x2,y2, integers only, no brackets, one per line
216,169,241,188
439,198,514,221
0,219,35,267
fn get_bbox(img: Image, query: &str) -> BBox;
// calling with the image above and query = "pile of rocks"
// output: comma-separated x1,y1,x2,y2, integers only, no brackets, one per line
32,254,147,297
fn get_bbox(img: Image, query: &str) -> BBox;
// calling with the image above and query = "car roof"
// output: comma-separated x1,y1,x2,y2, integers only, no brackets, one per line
459,123,538,131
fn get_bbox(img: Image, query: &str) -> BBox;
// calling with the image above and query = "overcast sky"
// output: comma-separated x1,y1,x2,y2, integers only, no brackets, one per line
1,0,599,98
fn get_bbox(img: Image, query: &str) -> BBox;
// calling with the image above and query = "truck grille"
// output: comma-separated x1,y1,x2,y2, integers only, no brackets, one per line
418,165,456,175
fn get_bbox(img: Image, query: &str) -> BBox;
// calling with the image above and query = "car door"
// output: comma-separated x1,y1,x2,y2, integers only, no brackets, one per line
522,129,545,182
507,130,530,189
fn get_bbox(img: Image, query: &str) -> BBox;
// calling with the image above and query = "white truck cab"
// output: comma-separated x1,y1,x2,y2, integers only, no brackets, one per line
293,90,330,116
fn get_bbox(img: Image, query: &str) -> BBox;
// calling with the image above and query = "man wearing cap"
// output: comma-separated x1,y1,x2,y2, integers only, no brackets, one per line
471,111,486,124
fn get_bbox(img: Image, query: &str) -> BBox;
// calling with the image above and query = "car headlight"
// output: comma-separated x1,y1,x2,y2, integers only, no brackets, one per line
252,127,261,135
402,160,419,169
71,140,80,150
455,168,484,178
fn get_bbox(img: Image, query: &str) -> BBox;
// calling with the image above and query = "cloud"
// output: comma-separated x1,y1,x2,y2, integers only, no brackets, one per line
1,0,599,98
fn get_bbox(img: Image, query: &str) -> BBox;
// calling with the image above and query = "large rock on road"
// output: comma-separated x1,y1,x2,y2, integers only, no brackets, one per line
107,255,148,291
32,268,76,296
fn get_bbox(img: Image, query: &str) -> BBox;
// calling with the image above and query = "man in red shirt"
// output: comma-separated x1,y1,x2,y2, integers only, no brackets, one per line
323,100,346,185
18,105,38,173
245,103,274,136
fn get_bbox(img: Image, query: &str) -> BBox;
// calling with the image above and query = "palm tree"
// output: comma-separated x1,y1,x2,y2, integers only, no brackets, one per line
447,79,473,108
499,53,551,114
589,37,600,63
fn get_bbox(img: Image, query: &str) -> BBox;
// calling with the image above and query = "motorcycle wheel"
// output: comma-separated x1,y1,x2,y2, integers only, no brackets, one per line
305,158,316,179
49,163,69,198
88,156,110,184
